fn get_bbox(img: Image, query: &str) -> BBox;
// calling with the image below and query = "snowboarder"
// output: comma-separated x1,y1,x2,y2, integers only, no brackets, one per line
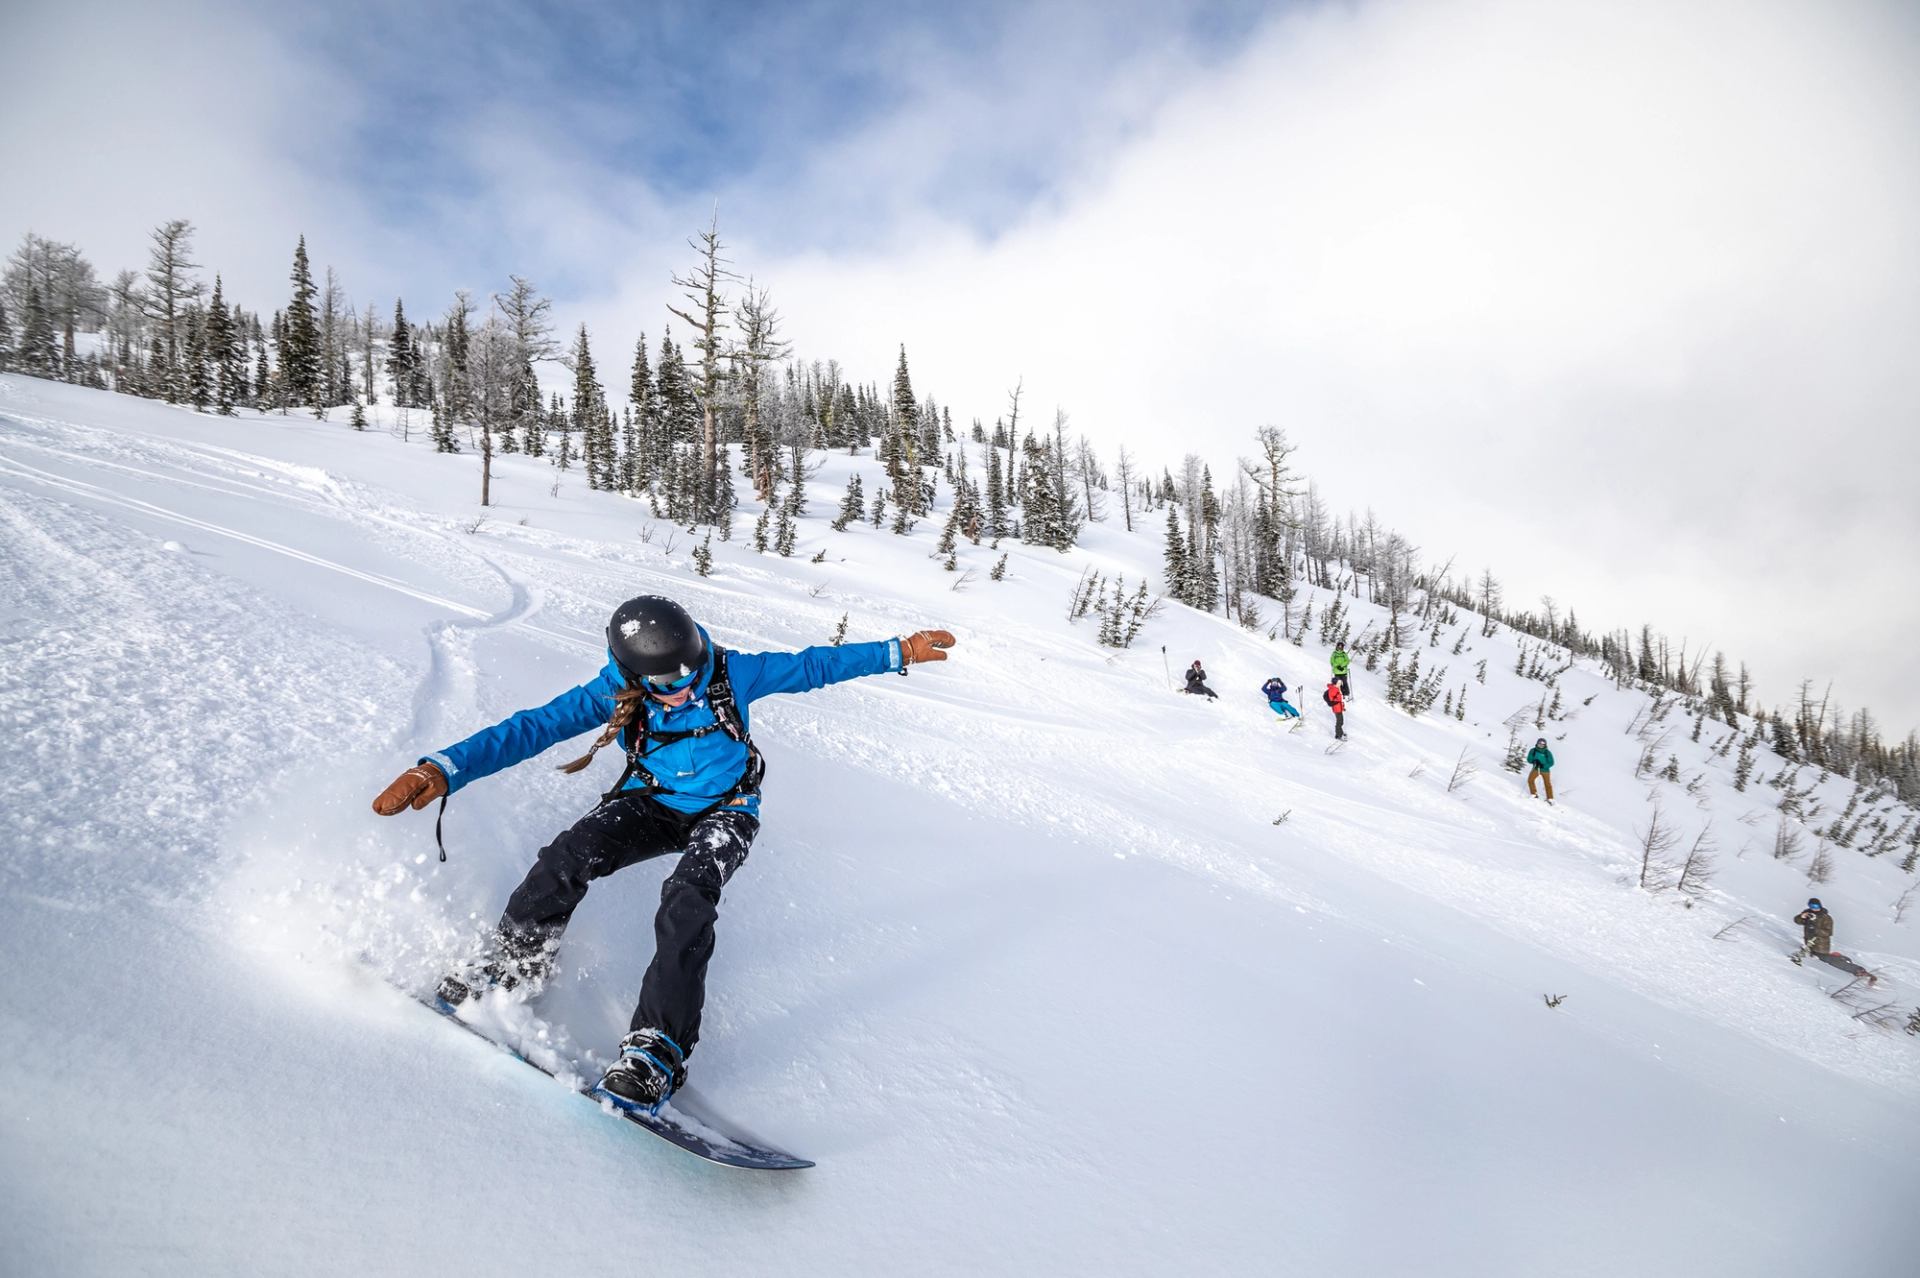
1526,738,1555,801
1261,676,1300,720
1792,899,1878,986
371,594,957,1111
1330,642,1351,697
1184,660,1219,700
1794,898,1835,955
1323,679,1347,740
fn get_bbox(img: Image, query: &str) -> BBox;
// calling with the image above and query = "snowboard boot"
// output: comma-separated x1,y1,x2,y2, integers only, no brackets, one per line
596,1029,688,1112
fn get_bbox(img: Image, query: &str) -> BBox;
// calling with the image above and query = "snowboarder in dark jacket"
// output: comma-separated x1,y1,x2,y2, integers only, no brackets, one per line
1793,899,1835,956
1261,677,1300,720
1185,660,1219,700
1792,899,1878,985
373,594,957,1110
1526,739,1555,801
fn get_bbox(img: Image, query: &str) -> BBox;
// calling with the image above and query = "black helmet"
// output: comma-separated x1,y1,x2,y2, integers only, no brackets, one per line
1806,898,1823,910
607,595,708,685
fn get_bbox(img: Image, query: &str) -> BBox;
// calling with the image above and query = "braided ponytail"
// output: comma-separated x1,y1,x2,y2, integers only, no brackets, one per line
557,686,649,775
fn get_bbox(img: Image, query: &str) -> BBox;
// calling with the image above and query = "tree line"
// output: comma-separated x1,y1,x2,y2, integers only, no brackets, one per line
4,217,1915,805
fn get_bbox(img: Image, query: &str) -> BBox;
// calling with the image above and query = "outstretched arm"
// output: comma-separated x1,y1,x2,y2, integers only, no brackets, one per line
372,662,624,811
730,630,956,703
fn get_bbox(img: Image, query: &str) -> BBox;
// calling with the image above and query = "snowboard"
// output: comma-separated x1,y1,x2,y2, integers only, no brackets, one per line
393,981,813,1170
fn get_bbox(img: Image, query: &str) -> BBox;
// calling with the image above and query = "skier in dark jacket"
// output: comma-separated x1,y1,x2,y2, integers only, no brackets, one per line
1261,677,1300,720
1185,660,1219,700
373,594,957,1111
1792,899,1878,986
1526,739,1555,801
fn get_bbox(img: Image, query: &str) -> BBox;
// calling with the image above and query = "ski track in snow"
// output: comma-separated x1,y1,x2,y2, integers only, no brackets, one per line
3,376,1918,1275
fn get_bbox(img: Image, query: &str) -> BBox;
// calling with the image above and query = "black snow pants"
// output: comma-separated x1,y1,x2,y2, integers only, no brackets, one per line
497,793,759,1055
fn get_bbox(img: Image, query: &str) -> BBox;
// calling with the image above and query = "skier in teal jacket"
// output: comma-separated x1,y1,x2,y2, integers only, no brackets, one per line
373,594,956,1111
1526,738,1555,801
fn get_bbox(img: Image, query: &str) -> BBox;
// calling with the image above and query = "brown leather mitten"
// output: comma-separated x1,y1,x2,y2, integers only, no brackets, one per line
900,629,957,665
372,763,448,815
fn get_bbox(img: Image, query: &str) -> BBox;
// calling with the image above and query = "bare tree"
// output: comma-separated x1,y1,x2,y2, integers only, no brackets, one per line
494,276,556,450
1676,826,1717,897
1446,748,1479,794
1711,915,1752,941
667,215,733,522
1114,444,1137,532
1075,435,1106,523
1772,818,1805,862
5,233,106,337
1242,425,1300,534
1636,803,1681,890
1806,841,1834,884
143,219,203,403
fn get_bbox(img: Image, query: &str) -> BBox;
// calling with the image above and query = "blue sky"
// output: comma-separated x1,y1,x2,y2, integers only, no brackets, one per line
228,0,1278,296
5,0,1920,734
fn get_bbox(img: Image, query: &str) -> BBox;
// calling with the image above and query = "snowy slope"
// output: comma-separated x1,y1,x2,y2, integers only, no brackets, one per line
1,375,1916,1277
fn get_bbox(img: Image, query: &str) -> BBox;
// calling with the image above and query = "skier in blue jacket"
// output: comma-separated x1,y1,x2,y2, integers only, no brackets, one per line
1261,676,1300,719
373,594,956,1111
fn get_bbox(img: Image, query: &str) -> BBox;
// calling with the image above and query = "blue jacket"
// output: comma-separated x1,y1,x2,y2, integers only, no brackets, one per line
1261,678,1288,702
422,628,903,817
1527,744,1555,771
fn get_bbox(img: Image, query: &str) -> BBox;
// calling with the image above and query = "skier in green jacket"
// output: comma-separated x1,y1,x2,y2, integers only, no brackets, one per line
1330,643,1351,697
1526,738,1555,801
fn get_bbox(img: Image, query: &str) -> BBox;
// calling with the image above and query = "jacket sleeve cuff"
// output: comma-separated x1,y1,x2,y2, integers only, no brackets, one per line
888,637,903,671
420,753,459,791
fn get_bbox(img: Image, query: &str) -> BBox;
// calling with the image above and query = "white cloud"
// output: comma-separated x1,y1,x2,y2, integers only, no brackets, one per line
6,0,1916,729
752,0,1920,729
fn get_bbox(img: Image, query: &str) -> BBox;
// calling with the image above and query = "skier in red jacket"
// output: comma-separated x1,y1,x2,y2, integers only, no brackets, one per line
1323,679,1347,740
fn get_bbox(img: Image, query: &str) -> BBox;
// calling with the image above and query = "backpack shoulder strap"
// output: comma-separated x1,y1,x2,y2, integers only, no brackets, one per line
704,649,767,796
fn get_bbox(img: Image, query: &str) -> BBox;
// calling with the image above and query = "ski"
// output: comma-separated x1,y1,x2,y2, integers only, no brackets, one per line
386,978,812,1170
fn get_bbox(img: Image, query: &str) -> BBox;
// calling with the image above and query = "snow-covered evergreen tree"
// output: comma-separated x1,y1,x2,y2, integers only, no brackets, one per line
281,237,321,405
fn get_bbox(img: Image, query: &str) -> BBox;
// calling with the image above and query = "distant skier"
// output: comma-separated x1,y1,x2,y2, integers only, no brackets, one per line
1792,899,1877,986
1526,738,1555,801
1323,678,1347,740
1330,642,1351,697
372,594,957,1111
1261,676,1300,720
1185,660,1219,700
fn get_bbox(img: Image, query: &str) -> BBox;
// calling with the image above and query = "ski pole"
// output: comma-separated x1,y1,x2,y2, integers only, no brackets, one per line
1161,645,1172,690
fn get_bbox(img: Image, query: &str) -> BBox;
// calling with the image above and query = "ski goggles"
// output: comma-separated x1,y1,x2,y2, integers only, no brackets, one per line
641,667,701,693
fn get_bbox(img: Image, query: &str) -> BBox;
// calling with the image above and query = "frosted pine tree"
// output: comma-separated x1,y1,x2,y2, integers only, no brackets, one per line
18,284,56,376
430,399,457,453
386,300,416,408
627,335,652,494
570,324,606,487
184,306,211,410
889,346,918,498
834,473,864,529
207,278,237,416
282,237,321,406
